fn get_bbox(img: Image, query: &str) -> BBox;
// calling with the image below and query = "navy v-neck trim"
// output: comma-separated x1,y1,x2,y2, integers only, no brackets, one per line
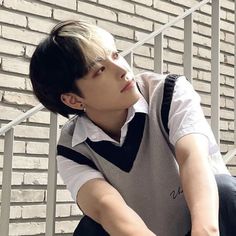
85,113,146,172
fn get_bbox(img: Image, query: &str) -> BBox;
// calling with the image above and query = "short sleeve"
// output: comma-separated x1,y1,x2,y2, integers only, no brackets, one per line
57,155,105,202
168,76,219,155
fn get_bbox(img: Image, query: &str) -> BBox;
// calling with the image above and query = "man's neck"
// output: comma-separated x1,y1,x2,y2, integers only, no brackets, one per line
86,109,128,142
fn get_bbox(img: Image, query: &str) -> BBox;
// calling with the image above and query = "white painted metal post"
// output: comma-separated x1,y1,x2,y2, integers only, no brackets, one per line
211,0,220,145
124,52,133,71
45,112,58,236
0,128,14,236
154,33,163,74
184,14,193,83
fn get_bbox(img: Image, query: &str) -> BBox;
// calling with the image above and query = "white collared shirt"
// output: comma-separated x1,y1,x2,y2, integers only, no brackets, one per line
72,96,149,147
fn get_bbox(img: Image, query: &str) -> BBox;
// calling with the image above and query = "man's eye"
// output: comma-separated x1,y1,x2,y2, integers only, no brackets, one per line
95,66,105,76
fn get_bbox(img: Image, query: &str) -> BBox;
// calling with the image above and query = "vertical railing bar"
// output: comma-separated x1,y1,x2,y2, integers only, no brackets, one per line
45,112,58,236
0,128,14,236
124,52,133,71
234,0,236,147
184,14,193,83
154,33,163,74
211,0,220,145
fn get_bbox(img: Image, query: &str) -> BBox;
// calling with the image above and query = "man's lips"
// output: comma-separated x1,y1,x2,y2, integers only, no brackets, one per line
120,80,135,93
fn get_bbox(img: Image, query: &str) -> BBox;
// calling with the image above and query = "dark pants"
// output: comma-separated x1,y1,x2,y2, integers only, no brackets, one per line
73,174,236,236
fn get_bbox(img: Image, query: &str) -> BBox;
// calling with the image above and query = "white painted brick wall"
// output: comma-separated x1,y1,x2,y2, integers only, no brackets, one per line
0,0,235,234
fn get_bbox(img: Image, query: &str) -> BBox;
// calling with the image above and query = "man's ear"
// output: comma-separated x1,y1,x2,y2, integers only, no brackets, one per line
60,93,85,111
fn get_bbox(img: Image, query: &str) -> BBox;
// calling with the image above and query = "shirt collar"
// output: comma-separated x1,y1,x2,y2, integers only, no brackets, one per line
71,95,148,147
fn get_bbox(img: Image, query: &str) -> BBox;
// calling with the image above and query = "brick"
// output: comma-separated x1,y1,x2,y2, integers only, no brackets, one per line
198,47,211,60
2,57,29,75
225,77,234,87
11,189,45,202
4,0,52,17
194,23,211,37
221,86,234,98
169,0,198,8
165,27,184,40
164,50,183,65
28,16,56,34
226,12,234,22
135,31,154,45
0,9,27,27
153,0,184,16
228,121,234,131
199,93,210,106
15,125,49,139
9,222,45,235
3,91,38,106
55,220,78,234
39,0,76,10
220,109,234,120
0,38,25,56
26,142,49,155
221,131,234,142
12,156,48,170
71,204,83,216
220,64,234,77
194,34,211,47
135,5,168,24
0,171,23,185
25,45,36,58
22,205,46,218
56,189,73,202
118,13,153,31
130,0,152,6
23,172,62,185
10,206,22,219
56,204,71,217
29,111,50,124
221,41,234,54
25,77,33,91
99,0,134,13
167,63,183,75
53,8,96,24
78,2,117,22
134,55,153,71
221,20,234,33
193,80,210,93
228,166,236,176
225,98,234,109
168,39,184,52
221,0,234,12
0,140,25,153
220,120,229,131
201,106,211,117
0,105,23,120
193,57,211,71
97,20,134,40
2,25,46,46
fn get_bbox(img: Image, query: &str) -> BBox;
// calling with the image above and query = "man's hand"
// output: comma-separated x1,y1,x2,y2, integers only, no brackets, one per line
175,134,220,236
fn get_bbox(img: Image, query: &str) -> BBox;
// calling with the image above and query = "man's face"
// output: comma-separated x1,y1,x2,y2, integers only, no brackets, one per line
75,32,141,115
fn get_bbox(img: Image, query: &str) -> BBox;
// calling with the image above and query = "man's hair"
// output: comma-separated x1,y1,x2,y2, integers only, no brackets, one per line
29,20,111,118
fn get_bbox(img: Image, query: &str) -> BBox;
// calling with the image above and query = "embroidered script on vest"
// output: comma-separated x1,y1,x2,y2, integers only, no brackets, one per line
170,186,183,200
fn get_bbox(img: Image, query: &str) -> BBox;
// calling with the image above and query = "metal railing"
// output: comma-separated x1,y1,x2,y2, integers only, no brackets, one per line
0,0,235,235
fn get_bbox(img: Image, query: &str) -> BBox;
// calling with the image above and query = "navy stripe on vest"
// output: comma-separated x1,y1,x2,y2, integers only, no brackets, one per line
85,112,146,173
57,145,98,170
161,74,180,135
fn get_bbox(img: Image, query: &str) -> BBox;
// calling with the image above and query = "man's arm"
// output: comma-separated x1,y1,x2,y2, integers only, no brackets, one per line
175,133,219,236
77,178,156,236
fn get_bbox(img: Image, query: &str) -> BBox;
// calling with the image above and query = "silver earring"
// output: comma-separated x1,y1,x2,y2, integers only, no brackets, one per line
83,107,86,113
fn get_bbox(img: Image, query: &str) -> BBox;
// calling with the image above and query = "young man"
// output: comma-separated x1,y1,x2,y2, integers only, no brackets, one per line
30,20,236,236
